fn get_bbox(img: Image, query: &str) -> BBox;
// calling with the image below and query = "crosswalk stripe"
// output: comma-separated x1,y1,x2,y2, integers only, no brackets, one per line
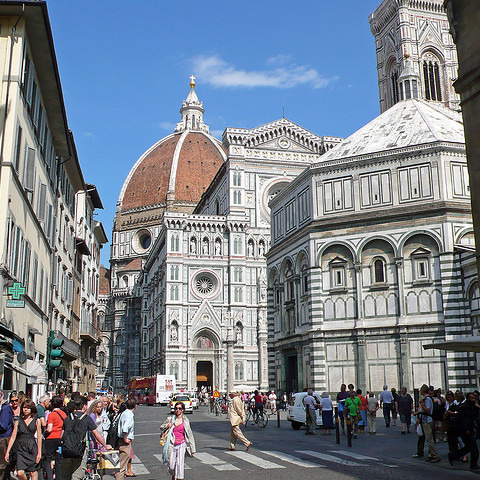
194,452,240,471
226,450,286,469
131,463,150,475
329,450,398,467
153,453,190,469
297,450,362,466
261,450,325,468
329,450,379,461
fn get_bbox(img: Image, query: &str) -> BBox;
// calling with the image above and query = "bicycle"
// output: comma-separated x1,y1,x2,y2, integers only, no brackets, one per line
245,406,268,428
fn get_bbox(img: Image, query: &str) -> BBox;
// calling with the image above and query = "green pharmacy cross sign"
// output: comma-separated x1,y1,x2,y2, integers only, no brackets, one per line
6,282,25,308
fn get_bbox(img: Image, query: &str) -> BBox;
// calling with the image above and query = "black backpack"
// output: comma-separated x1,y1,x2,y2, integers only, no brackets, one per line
106,412,121,449
428,396,446,421
62,413,89,458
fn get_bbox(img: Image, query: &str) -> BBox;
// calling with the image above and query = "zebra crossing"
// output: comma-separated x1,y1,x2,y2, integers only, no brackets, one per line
132,448,398,475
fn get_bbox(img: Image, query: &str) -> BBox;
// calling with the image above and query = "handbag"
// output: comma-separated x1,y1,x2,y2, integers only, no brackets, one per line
159,428,170,446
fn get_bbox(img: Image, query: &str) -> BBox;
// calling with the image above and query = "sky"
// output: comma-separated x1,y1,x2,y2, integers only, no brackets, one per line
46,0,384,266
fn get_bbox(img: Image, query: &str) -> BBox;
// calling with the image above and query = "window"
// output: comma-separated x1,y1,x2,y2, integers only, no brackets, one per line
170,285,179,301
423,55,442,101
233,172,241,186
373,258,386,284
24,147,35,203
170,265,179,280
234,268,243,283
169,362,179,379
170,234,179,251
329,258,347,291
14,125,22,173
233,237,242,255
411,250,431,283
235,362,244,380
234,287,243,302
391,71,399,105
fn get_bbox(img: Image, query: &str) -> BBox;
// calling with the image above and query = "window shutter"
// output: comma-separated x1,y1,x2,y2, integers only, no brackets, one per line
37,182,47,222
14,126,22,172
24,147,35,201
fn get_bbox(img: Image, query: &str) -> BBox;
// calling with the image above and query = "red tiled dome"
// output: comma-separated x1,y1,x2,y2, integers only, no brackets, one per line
119,131,225,211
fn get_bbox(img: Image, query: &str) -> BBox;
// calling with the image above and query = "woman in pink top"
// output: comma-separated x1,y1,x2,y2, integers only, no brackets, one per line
161,402,196,480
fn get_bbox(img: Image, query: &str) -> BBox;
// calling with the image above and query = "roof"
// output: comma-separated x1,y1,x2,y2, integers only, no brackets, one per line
99,265,110,295
317,99,464,164
118,258,143,272
118,130,225,212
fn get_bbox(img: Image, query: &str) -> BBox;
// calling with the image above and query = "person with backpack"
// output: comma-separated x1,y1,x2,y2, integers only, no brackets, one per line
415,384,441,463
43,396,66,480
60,396,111,480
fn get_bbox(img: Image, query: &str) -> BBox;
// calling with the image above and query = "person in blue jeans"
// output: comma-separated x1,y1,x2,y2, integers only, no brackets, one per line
379,385,393,427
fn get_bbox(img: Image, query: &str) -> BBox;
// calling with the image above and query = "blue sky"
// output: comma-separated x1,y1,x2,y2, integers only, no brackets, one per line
46,0,383,266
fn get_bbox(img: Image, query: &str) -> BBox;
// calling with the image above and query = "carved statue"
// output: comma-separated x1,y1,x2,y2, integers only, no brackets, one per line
170,323,178,342
202,238,209,255
215,239,221,255
190,238,196,254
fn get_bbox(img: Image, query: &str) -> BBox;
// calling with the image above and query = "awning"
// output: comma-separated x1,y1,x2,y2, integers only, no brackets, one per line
26,359,48,384
423,336,480,353
197,375,208,382
5,360,29,376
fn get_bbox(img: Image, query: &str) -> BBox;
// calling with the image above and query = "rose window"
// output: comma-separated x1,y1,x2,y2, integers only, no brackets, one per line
195,276,214,295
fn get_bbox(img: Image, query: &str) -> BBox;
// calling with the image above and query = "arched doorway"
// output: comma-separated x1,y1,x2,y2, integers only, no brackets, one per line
192,330,219,391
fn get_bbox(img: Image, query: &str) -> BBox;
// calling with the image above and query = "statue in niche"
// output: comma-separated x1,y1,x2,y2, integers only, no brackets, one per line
247,241,254,257
259,242,265,256
215,239,222,255
190,238,197,254
259,273,267,301
170,323,178,342
235,324,243,343
202,238,209,255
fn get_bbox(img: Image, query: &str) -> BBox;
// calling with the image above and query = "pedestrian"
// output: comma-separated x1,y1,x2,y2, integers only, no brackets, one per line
447,392,479,471
396,387,413,434
282,392,288,411
116,399,136,480
320,392,334,435
391,388,399,427
36,395,50,431
161,401,195,480
60,395,112,480
268,391,277,414
345,390,361,439
304,389,319,435
415,384,441,463
443,391,460,459
379,385,393,427
227,392,251,451
88,399,107,449
366,392,379,434
336,384,349,435
356,389,367,433
0,390,14,479
252,390,263,418
4,398,42,480
43,395,66,480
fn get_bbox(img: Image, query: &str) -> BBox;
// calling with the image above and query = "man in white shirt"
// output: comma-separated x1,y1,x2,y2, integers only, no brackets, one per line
116,399,137,480
379,385,394,427
304,389,319,435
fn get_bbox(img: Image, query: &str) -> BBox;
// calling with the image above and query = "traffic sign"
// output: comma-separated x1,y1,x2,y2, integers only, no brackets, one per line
213,390,220,398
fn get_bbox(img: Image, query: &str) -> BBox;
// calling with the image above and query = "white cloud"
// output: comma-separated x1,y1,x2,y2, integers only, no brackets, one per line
210,129,224,139
158,121,176,131
191,55,337,89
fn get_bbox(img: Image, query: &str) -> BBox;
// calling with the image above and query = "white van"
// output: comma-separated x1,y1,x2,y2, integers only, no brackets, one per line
287,392,324,430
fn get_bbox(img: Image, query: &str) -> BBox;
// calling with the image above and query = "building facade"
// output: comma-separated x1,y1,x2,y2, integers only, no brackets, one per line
0,1,105,396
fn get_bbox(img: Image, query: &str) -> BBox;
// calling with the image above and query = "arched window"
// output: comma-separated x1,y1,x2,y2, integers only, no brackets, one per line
373,258,386,284
170,265,179,280
170,234,179,251
122,275,128,288
422,53,442,101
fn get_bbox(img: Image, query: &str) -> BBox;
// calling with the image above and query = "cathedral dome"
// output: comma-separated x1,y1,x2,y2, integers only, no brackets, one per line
117,78,226,213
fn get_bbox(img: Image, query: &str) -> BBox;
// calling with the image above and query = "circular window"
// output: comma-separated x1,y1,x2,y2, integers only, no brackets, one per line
193,271,219,298
132,229,152,254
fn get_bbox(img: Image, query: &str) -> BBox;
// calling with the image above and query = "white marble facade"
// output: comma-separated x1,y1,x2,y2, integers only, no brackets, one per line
267,98,477,394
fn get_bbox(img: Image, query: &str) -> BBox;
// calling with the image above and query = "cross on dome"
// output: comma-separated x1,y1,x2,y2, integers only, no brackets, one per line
190,75,196,87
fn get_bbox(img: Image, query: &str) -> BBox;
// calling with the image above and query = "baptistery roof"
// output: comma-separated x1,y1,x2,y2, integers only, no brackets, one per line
117,78,226,214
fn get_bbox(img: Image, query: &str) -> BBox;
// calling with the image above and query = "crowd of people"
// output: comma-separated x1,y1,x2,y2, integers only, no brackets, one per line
322,382,480,471
0,389,138,480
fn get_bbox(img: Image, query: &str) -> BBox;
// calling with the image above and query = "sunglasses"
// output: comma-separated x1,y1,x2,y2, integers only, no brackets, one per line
174,407,183,410
10,399,18,402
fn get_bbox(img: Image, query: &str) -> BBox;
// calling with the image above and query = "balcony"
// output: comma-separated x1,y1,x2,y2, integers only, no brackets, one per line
80,320,99,344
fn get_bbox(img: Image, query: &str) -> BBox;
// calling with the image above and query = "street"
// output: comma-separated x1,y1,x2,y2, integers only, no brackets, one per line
125,404,475,480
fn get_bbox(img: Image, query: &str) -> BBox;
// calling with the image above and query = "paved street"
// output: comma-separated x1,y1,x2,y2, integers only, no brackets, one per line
125,404,475,480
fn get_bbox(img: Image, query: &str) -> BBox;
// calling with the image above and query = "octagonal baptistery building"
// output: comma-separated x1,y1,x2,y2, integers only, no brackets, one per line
107,79,226,387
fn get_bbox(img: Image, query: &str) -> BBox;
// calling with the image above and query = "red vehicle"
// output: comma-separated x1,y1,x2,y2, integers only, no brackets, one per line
128,374,176,405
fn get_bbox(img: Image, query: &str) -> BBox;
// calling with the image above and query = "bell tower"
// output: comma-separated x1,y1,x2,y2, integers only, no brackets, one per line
369,0,460,113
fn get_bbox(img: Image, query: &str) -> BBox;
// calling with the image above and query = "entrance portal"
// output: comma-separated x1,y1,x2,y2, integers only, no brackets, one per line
286,355,298,393
196,361,213,390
